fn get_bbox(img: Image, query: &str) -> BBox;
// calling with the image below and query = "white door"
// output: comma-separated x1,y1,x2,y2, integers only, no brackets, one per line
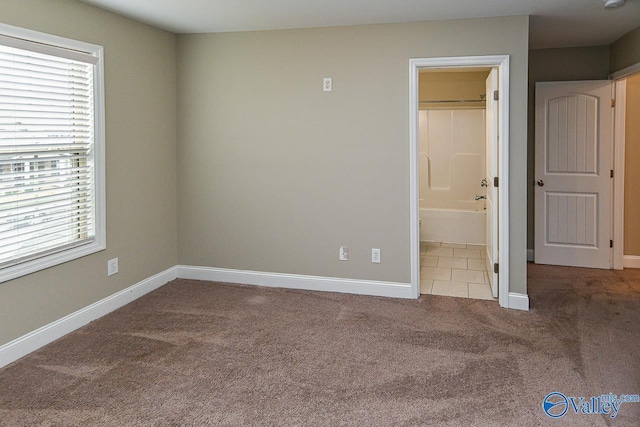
485,69,499,297
535,81,613,269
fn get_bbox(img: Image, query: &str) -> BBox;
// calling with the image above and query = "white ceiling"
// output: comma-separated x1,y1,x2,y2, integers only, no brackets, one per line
79,0,640,49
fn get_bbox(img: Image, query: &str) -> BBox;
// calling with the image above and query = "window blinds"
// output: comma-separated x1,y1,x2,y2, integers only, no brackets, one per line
0,42,96,267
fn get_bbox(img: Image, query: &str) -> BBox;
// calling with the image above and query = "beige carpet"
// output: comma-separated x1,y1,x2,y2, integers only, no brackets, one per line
1,264,639,426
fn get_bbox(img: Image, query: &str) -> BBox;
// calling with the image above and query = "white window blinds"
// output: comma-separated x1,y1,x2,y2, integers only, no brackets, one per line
0,42,96,267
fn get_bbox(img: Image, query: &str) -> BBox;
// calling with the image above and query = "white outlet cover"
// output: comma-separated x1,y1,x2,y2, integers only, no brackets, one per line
372,248,381,264
108,258,118,276
323,77,332,92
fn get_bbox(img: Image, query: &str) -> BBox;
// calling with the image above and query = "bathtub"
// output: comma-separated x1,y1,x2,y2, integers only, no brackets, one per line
420,208,486,245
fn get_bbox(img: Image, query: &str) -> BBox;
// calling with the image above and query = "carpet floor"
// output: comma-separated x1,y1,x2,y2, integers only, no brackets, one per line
1,263,639,426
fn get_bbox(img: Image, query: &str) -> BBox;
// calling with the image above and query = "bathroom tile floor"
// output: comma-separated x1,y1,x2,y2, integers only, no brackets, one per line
420,241,497,301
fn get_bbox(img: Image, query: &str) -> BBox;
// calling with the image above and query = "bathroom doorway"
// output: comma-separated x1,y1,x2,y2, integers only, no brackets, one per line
417,67,495,300
409,56,511,308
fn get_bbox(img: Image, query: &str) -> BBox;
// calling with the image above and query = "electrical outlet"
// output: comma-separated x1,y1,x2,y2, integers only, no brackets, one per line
339,246,349,261
372,248,381,264
107,258,118,276
323,77,332,92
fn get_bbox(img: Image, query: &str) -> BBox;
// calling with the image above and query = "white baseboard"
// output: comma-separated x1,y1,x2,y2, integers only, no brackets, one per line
527,249,534,262
177,265,413,299
623,255,640,269
0,266,177,369
1,263,530,369
508,292,529,311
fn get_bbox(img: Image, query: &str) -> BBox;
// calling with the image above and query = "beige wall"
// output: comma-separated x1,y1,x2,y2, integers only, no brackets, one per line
624,73,640,256
0,0,178,346
177,16,529,292
611,25,640,74
0,11,530,347
419,71,489,109
527,46,610,250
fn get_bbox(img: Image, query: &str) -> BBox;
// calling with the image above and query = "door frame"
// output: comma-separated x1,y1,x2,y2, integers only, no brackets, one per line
409,55,511,308
610,61,640,269
613,78,626,270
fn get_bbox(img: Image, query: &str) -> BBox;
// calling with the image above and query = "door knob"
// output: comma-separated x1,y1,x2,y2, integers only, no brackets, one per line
537,179,544,187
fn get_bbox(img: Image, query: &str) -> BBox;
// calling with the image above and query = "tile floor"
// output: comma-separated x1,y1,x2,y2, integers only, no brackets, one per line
420,241,497,301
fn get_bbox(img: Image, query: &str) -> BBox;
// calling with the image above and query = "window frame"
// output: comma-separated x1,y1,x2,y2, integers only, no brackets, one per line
0,23,106,283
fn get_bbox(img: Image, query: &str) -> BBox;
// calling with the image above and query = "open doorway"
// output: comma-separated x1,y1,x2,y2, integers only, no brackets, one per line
409,56,512,309
612,67,640,270
417,67,495,301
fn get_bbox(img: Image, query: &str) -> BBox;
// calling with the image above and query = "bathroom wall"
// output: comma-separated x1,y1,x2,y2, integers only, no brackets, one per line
419,71,489,109
419,109,486,211
418,71,488,211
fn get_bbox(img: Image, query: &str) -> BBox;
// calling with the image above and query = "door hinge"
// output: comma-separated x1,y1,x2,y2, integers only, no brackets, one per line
494,177,499,187
610,169,614,178
493,90,499,101
494,263,499,274
611,99,615,108
610,240,614,248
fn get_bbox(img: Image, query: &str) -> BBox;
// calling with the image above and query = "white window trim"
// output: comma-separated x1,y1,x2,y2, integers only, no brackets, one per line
0,23,106,283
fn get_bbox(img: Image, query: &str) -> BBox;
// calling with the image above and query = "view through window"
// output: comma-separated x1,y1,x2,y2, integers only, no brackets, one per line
0,25,105,281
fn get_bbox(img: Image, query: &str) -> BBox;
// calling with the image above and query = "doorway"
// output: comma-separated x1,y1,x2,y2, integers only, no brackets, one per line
533,69,640,271
417,68,494,300
409,55,511,308
612,67,640,269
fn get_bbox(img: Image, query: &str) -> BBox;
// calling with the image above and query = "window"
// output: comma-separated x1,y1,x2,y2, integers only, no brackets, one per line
0,24,105,282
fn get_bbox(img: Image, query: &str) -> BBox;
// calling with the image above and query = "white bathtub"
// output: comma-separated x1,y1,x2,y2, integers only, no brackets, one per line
420,208,486,245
